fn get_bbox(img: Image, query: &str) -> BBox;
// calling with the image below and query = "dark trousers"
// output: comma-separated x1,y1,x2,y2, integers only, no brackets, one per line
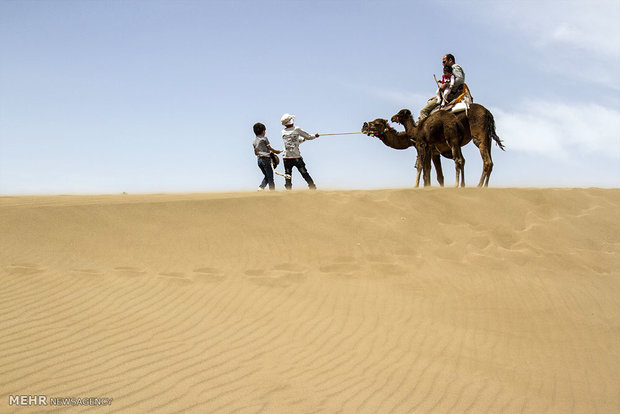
283,157,316,190
258,157,274,190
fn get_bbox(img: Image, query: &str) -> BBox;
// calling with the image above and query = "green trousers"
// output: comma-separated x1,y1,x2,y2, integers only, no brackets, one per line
419,97,439,121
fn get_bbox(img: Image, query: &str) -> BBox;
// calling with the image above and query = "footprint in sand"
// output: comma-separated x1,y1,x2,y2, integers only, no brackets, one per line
158,272,193,285
318,262,362,279
249,272,306,288
6,264,45,276
159,272,185,278
320,254,409,278
193,267,226,283
319,263,361,273
363,253,411,276
468,235,492,250
370,262,408,276
272,262,307,272
246,263,309,287
114,267,147,277
244,269,265,276
280,272,307,283
489,230,520,250
71,269,105,277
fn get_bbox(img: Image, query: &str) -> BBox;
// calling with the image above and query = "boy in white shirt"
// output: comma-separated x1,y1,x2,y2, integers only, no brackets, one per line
280,113,319,190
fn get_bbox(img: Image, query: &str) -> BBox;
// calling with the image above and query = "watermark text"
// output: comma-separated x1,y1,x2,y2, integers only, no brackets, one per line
9,395,113,406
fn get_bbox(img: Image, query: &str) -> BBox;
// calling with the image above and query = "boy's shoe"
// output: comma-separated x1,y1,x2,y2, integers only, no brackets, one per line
257,187,265,191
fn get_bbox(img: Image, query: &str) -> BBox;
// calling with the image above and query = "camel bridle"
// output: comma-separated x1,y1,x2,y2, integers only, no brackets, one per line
369,125,396,142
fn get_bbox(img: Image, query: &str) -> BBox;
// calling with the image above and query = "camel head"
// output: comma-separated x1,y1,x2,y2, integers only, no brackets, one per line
390,109,414,126
361,118,393,137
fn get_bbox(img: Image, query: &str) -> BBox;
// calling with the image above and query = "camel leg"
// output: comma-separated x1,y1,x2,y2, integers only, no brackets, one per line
432,154,444,187
451,145,465,187
419,145,433,187
468,111,496,187
462,160,467,187
414,156,422,188
444,124,465,187
484,154,493,187
476,140,493,187
415,143,432,187
423,165,432,187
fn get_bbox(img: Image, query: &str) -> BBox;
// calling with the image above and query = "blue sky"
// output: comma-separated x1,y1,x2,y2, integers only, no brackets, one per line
1,0,619,194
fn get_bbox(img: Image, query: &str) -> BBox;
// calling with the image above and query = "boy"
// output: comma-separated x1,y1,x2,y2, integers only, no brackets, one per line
253,122,282,191
436,65,454,107
280,113,319,190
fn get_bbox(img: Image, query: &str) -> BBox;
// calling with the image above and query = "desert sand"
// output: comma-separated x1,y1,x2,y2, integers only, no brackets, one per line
1,188,619,413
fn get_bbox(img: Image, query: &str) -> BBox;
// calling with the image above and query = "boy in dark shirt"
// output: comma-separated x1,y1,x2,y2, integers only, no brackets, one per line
253,122,282,191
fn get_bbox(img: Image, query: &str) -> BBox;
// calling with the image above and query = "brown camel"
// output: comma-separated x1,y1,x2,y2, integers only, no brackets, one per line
393,104,505,187
362,110,467,187
361,117,446,187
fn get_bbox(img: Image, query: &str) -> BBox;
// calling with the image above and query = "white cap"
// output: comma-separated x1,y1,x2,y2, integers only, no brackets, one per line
281,113,295,126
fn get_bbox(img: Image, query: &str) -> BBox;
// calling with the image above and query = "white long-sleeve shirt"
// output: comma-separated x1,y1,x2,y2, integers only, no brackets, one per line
281,126,316,159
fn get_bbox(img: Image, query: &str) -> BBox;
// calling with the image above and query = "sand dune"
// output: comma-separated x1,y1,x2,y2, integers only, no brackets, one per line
1,188,619,413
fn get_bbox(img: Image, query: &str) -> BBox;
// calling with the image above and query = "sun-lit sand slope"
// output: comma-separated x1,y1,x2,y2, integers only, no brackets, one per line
1,188,619,413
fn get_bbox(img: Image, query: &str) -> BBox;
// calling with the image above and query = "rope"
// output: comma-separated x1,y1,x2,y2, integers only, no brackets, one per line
273,169,291,179
318,132,362,136
267,131,361,180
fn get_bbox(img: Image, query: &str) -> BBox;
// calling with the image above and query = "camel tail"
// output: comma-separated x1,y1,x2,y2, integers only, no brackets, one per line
488,111,505,151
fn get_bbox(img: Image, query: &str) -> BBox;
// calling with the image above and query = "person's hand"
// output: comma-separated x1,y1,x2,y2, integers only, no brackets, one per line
315,133,320,138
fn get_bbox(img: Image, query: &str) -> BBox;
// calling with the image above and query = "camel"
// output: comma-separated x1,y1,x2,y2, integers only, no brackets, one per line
359,117,446,187
392,104,505,187
362,110,467,187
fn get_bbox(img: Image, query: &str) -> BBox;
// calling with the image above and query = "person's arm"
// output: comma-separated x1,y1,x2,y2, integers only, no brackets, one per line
267,145,281,154
296,127,319,142
439,76,450,90
262,137,280,153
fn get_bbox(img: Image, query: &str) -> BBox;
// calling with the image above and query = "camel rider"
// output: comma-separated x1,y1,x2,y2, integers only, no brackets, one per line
419,53,465,121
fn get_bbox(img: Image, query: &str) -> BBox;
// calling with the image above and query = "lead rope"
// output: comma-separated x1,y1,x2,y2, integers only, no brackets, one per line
317,132,363,136
271,132,363,179
273,169,291,180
